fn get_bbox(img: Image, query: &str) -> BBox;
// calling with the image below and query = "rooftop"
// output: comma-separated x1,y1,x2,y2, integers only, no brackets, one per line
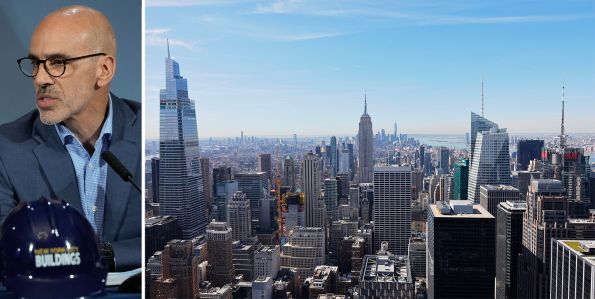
374,165,412,172
481,185,520,192
145,215,177,226
568,218,595,224
559,240,595,266
361,255,410,284
500,200,527,211
430,203,494,219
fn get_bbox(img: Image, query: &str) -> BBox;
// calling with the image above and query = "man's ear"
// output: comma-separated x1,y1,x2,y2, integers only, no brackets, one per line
96,55,116,87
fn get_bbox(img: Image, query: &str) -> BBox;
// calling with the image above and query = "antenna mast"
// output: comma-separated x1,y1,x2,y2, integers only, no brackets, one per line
481,73,484,117
560,83,566,150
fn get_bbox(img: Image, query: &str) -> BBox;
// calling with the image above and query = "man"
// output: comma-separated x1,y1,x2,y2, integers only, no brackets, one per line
0,6,140,271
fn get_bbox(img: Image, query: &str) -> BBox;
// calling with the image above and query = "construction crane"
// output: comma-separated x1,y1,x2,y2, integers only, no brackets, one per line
276,144,284,244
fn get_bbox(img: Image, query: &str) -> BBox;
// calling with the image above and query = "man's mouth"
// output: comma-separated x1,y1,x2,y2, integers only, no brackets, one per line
36,95,58,109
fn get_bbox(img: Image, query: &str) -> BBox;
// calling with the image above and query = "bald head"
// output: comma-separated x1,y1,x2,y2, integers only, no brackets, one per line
28,5,118,133
34,5,116,56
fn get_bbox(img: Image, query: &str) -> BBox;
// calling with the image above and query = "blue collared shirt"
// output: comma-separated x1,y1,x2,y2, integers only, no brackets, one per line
55,97,113,239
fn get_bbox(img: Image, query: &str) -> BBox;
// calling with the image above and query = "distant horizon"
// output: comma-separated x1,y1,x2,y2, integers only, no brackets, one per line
145,0,595,139
144,131,595,141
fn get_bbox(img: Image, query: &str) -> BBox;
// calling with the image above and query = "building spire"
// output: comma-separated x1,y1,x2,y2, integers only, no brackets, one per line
364,90,367,115
560,83,566,149
481,73,484,117
167,38,171,58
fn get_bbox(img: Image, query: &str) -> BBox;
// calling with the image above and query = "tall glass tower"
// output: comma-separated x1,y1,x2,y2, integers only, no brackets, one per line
470,112,498,164
159,42,207,239
468,127,511,203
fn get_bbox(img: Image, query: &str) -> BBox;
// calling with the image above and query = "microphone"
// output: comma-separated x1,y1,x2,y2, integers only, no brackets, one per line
101,151,141,193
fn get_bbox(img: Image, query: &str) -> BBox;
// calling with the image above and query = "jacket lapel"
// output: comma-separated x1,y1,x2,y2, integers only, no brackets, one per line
31,118,83,213
102,94,140,241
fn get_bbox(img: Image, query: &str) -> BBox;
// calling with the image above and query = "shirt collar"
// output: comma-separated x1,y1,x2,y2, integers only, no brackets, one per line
55,95,113,147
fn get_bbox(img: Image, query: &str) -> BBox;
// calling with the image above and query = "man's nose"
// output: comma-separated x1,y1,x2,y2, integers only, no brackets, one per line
33,63,54,86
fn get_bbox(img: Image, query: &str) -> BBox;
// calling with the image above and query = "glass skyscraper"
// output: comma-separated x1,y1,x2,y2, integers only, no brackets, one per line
468,126,511,203
470,112,498,164
159,43,207,239
453,158,469,200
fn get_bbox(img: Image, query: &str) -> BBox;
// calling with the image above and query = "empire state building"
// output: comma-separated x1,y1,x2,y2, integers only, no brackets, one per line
357,95,374,183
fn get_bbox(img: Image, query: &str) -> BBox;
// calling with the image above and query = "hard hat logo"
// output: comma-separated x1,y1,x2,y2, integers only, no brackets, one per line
34,247,82,268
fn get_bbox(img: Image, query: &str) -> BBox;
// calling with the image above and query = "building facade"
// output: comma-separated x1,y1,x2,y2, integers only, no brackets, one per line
159,49,207,239
453,158,469,200
358,255,415,298
357,98,374,184
468,127,511,203
496,200,526,299
303,152,324,228
373,166,412,255
280,227,325,281
427,201,495,298
228,191,253,244
480,184,520,217
206,221,235,287
550,239,595,299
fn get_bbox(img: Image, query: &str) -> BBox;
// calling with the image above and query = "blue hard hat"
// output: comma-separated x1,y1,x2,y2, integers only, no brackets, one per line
0,198,107,298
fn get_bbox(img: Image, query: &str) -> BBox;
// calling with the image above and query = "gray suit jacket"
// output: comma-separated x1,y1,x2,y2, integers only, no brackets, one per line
0,94,141,271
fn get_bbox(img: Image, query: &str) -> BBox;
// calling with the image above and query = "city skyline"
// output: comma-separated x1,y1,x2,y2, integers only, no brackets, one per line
146,0,595,138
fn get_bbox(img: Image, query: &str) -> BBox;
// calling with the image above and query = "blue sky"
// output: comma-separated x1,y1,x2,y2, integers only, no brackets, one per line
145,0,595,138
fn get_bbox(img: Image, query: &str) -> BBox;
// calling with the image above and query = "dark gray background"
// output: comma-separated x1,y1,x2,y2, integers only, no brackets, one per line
0,0,142,124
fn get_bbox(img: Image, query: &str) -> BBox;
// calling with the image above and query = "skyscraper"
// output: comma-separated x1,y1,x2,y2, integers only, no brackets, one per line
282,155,296,191
470,112,498,164
302,152,324,228
357,96,374,184
496,200,526,299
236,172,269,229
151,157,160,204
550,239,595,299
516,139,544,171
338,145,350,175
373,165,411,255
439,147,450,174
159,239,197,299
200,157,212,210
424,152,432,176
330,136,338,177
479,185,520,218
419,145,425,170
427,201,495,298
280,227,325,281
159,42,207,239
517,179,568,299
468,127,511,203
206,220,235,287
324,178,338,225
228,191,253,244
259,153,273,184
347,142,355,181
453,158,469,200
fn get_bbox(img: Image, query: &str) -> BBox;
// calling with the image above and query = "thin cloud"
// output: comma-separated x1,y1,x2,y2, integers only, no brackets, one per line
272,32,344,41
416,14,584,25
255,0,587,25
146,28,197,50
255,0,304,14
146,28,171,35
147,0,237,7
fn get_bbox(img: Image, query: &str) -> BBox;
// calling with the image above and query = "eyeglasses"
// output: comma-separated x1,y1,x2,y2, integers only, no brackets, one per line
16,53,106,78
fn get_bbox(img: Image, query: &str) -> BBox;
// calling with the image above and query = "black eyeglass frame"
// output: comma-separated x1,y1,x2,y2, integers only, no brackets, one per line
16,53,107,78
